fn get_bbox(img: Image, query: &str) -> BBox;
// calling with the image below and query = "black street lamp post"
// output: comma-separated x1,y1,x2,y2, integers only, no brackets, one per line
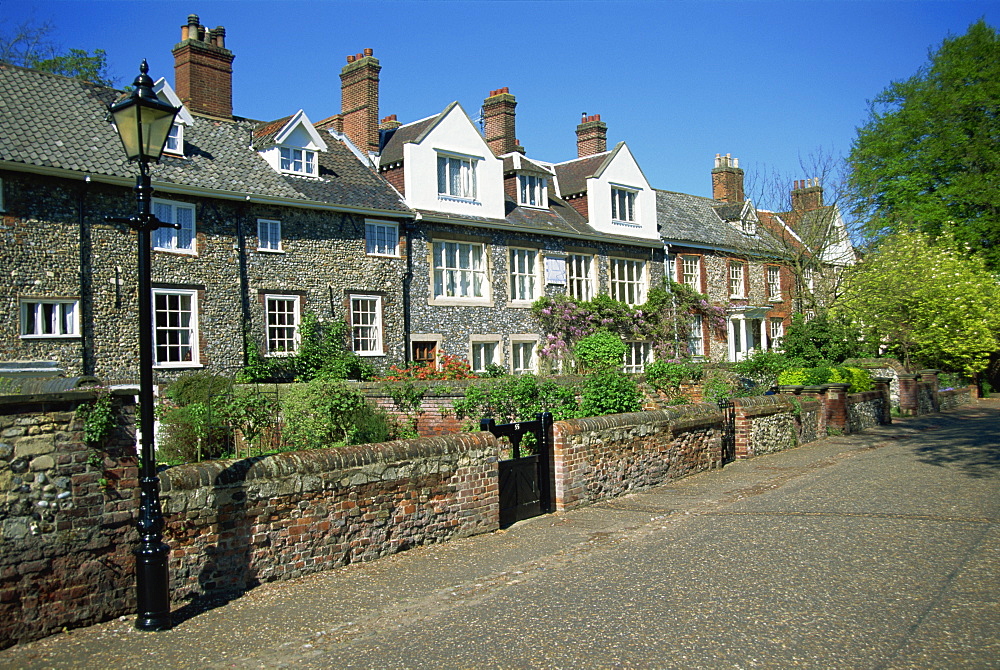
107,60,181,632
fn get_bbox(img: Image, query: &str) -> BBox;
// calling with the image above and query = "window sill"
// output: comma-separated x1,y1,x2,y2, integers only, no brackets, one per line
518,202,549,210
355,351,385,357
508,300,536,308
366,252,400,259
20,334,80,340
769,296,783,302
257,248,285,254
429,297,493,307
153,363,204,370
612,219,640,228
265,352,296,358
154,248,197,257
437,195,481,205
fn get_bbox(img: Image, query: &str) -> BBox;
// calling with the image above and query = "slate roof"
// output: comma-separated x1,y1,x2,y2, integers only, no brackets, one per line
656,189,783,254
0,64,410,214
552,152,611,197
501,154,553,176
378,114,439,165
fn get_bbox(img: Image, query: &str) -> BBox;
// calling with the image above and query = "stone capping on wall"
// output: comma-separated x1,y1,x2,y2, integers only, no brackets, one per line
160,431,498,492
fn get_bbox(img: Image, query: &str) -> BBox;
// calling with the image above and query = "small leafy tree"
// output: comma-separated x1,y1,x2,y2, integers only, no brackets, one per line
780,313,872,365
280,378,372,449
834,229,1000,377
0,19,116,85
293,312,375,382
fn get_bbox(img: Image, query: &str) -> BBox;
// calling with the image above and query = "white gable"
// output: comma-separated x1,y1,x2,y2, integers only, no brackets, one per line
585,143,659,240
402,103,505,220
273,110,328,151
153,78,194,125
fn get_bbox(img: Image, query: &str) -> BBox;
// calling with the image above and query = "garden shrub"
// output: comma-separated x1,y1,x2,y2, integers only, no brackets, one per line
574,331,627,373
732,350,805,390
644,359,703,393
452,374,579,425
293,313,376,382
157,401,231,464
280,378,372,449
579,371,642,417
777,366,873,392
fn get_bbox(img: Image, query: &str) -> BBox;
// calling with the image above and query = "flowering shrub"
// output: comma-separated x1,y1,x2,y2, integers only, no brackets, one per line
532,281,727,368
375,353,477,381
645,359,704,392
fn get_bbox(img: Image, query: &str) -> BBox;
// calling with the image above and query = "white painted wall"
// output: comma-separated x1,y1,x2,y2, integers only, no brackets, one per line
585,144,659,240
403,104,505,220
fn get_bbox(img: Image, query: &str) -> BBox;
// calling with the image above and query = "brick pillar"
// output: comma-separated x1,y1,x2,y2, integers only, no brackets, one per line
823,383,850,433
340,49,381,154
778,385,804,395
917,369,941,413
872,377,892,425
172,14,235,119
712,153,744,203
733,400,751,459
576,114,607,157
898,374,919,416
483,88,523,156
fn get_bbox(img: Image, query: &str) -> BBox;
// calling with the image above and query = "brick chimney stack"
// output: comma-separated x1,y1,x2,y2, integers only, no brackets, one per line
379,114,402,131
340,49,381,154
712,153,745,203
576,114,608,157
483,87,523,156
172,14,235,119
791,177,824,211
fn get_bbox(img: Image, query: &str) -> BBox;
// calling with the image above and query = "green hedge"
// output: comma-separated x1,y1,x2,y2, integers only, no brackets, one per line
777,366,873,392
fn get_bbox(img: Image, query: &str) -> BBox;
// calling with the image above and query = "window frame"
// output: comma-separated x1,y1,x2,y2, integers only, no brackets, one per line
437,152,478,201
509,247,540,304
511,338,537,375
688,314,705,358
412,340,438,369
679,254,702,291
610,186,638,225
769,317,785,345
767,265,781,300
431,239,491,304
365,220,399,257
729,260,746,298
152,198,196,254
257,219,282,253
279,146,317,176
19,299,79,338
163,122,184,157
623,341,652,374
609,257,647,306
469,337,501,374
350,294,384,356
567,253,594,301
517,173,548,209
263,294,300,356
152,288,200,368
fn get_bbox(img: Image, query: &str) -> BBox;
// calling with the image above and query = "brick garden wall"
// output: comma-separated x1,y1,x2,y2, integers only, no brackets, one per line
734,396,823,459
0,390,139,648
551,404,723,510
160,433,499,603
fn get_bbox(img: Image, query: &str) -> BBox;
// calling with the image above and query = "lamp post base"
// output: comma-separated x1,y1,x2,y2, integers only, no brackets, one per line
135,540,172,631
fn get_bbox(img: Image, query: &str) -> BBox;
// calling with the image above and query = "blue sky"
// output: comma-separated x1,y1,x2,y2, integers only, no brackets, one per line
5,1,997,206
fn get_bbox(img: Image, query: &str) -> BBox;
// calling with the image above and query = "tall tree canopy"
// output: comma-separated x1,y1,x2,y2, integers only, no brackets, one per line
833,229,1000,377
0,19,114,86
848,20,1000,272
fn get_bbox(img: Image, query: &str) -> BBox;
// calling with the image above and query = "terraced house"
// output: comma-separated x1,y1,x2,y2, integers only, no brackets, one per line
1,14,852,382
0,18,412,382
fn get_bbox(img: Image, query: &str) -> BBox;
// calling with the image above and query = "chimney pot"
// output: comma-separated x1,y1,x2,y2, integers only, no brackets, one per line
364,48,373,57
347,54,355,63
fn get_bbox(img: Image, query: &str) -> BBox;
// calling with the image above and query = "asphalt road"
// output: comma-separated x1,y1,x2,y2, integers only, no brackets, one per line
2,399,997,669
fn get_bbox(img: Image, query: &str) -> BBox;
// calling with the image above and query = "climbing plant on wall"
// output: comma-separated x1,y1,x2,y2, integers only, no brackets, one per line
531,281,727,368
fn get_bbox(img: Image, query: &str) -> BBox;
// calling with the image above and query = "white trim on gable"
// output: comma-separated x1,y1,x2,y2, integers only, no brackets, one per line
152,78,194,126
273,110,328,152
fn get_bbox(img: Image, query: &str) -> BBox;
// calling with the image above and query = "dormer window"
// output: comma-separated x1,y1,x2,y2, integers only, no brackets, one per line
611,187,637,224
437,153,477,200
280,147,316,176
518,174,548,208
741,217,756,235
164,122,184,156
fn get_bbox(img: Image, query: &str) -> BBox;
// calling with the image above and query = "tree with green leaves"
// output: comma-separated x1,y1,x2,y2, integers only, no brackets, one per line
0,19,115,86
847,20,1000,272
833,229,1000,378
